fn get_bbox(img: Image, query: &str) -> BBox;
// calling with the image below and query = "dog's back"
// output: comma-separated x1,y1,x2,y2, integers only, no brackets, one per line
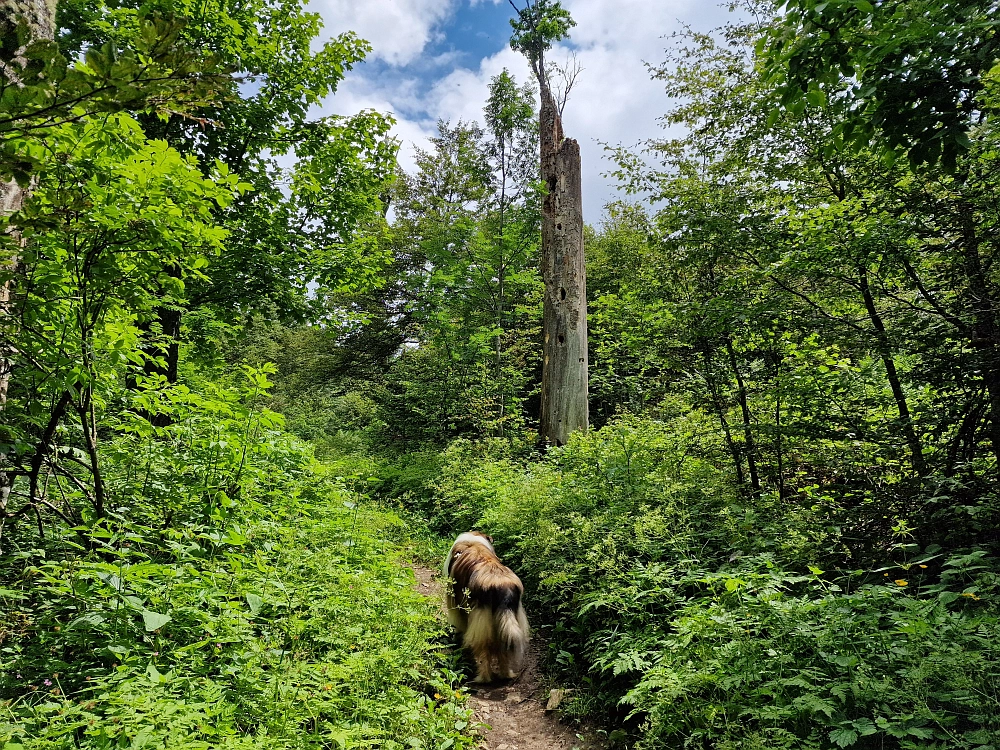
444,532,530,682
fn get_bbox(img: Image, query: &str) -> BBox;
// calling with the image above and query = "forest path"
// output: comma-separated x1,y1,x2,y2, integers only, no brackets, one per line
412,564,597,750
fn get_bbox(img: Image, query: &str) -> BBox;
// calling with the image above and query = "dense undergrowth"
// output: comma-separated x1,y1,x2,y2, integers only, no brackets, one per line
369,417,1000,750
0,374,476,750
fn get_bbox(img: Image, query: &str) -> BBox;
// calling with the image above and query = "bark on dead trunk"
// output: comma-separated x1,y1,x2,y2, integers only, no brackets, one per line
536,67,588,447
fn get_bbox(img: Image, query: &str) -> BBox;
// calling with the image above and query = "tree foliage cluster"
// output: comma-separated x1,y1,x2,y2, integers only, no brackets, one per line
0,1,478,747
256,2,1000,749
237,70,545,447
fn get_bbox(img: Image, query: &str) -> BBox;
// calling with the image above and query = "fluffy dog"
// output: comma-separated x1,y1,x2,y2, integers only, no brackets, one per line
443,531,530,682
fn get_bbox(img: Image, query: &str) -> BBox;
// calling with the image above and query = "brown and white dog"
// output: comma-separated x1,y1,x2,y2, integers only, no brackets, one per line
443,531,530,682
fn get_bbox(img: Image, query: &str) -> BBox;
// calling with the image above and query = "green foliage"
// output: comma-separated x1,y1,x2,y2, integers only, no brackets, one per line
0,112,240,519
54,0,397,325
621,558,1000,750
0,374,477,750
509,0,576,70
602,10,1000,545
371,74,542,445
12,2,1000,750
0,4,474,745
422,418,1000,750
763,0,1000,170
0,13,225,184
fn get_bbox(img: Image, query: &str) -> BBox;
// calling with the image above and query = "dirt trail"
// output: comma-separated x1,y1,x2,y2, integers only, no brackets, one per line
412,565,599,750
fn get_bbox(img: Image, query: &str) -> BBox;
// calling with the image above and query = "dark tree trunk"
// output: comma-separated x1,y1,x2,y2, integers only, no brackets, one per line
725,339,761,495
775,384,784,499
702,348,746,488
152,305,182,385
535,61,588,447
958,201,1000,478
856,265,926,475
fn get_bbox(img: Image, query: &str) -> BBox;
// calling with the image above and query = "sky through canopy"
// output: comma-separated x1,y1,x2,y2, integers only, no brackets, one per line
310,0,738,221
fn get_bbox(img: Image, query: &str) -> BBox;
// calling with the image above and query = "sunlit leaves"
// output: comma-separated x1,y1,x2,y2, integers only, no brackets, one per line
763,0,1000,170
0,113,235,478
509,0,576,69
0,15,227,184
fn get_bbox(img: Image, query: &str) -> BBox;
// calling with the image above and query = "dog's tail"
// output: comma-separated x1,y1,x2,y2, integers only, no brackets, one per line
496,605,529,646
464,595,530,652
495,602,530,678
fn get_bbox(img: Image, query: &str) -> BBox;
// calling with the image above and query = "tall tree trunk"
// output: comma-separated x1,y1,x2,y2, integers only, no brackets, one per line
535,65,588,446
0,0,58,515
775,382,784,499
958,200,1000,479
702,349,746,488
725,339,761,495
856,265,926,475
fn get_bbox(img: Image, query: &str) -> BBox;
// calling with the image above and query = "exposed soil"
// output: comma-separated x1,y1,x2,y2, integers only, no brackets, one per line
411,564,600,750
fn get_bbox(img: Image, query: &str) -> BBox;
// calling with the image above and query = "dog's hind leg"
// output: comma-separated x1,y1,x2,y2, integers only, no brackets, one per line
464,607,496,682
497,646,518,679
472,643,494,683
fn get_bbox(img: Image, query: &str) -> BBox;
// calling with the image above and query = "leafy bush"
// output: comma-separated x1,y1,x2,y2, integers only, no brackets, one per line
425,417,1000,750
0,378,476,750
620,558,1000,750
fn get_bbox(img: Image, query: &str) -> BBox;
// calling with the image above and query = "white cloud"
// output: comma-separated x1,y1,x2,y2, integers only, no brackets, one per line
309,0,456,66
315,0,741,221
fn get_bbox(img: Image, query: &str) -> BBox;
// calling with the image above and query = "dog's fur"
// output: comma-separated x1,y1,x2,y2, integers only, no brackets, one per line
443,531,530,682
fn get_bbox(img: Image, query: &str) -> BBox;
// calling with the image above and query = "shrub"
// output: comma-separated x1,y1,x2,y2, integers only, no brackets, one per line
0,378,476,750
425,416,1000,750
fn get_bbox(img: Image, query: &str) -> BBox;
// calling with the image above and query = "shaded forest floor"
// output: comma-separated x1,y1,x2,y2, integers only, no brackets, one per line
411,565,601,750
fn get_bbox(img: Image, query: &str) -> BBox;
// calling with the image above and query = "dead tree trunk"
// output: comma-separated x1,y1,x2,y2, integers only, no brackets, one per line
536,67,588,446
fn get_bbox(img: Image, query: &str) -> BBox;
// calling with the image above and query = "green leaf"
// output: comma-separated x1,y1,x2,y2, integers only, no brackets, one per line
854,719,877,736
246,593,264,615
141,609,171,632
830,728,859,748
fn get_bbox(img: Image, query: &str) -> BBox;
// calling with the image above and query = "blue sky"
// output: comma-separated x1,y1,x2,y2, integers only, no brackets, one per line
439,1,513,65
309,0,740,221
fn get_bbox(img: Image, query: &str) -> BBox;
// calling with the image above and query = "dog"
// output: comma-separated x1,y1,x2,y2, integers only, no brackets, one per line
443,531,530,682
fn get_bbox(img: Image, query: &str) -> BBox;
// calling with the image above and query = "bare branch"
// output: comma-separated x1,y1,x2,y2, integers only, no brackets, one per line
547,52,582,117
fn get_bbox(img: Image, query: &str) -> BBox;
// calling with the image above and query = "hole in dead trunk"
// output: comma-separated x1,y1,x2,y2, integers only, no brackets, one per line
559,287,566,300
557,223,562,230
558,334,565,344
